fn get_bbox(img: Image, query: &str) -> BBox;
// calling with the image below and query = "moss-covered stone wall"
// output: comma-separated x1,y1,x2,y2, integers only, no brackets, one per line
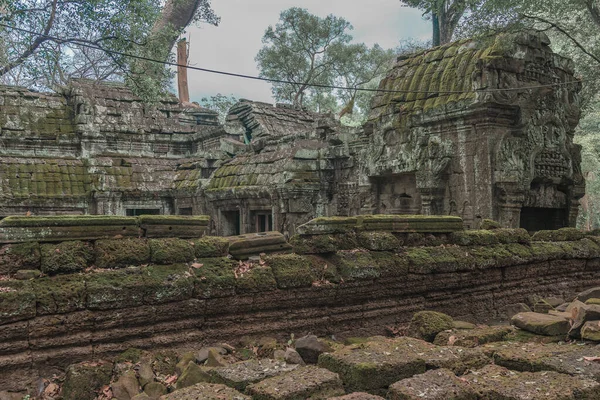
2,221,600,390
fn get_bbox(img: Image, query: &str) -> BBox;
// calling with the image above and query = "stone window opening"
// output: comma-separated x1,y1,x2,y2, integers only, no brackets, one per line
125,208,161,216
250,210,273,233
520,207,567,232
178,207,193,215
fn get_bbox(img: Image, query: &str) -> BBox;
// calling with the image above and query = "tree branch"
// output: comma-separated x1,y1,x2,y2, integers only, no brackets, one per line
521,14,600,65
0,0,58,76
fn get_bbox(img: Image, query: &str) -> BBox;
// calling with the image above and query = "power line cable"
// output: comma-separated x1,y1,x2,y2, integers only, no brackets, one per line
0,22,591,95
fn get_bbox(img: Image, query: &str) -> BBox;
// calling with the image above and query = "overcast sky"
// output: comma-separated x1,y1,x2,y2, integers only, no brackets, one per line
184,0,430,104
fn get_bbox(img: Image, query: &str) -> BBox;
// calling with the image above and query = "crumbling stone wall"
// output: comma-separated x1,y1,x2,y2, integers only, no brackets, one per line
0,215,599,390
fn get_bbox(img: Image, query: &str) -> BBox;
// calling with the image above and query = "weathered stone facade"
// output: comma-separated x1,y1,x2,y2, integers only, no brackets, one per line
0,31,585,234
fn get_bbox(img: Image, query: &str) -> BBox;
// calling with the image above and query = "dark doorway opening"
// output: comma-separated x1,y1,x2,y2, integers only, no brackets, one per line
222,210,241,236
126,208,161,216
520,207,567,232
178,207,193,215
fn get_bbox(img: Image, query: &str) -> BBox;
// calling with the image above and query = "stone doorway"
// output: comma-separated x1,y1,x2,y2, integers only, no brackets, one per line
221,210,241,236
374,174,421,215
520,207,567,232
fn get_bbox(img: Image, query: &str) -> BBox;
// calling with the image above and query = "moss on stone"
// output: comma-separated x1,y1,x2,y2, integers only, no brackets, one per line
0,215,136,227
0,280,35,323
95,238,150,269
31,274,86,314
144,264,194,304
494,228,531,245
529,242,566,262
149,238,195,264
265,253,314,289
194,236,229,258
330,251,381,281
305,255,341,283
40,240,94,275
559,238,600,259
357,231,401,251
450,230,499,246
115,348,143,364
86,268,147,310
62,361,113,400
481,219,501,230
138,215,209,226
408,311,455,342
192,257,237,298
533,228,586,242
235,265,277,294
0,241,41,275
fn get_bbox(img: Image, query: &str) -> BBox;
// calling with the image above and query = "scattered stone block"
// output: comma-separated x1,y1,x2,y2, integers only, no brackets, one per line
14,269,41,280
328,394,385,400
209,359,297,391
566,300,586,313
464,364,600,399
143,382,167,398
533,299,554,313
545,297,566,307
586,298,600,305
176,362,211,389
159,383,249,399
227,232,292,260
245,366,344,400
194,236,230,258
206,348,229,367
284,348,305,365
433,326,513,347
511,312,570,336
132,394,151,400
197,347,226,364
318,337,487,394
388,368,476,400
576,287,600,303
295,334,330,364
452,320,476,330
407,311,454,342
62,361,112,400
176,352,197,374
569,304,600,338
581,320,600,341
112,370,140,400
137,361,155,388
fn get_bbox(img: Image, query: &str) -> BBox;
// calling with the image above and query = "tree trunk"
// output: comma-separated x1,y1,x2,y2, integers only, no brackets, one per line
150,0,203,60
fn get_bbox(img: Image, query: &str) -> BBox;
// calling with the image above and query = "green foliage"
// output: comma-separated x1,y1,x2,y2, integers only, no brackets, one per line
255,7,396,123
199,93,238,123
0,0,219,99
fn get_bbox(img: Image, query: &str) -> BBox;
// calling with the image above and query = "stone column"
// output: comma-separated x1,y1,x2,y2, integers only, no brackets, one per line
495,182,525,228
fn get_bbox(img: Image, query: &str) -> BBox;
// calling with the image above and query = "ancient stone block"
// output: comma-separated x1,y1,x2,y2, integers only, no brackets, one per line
95,238,151,269
40,240,94,275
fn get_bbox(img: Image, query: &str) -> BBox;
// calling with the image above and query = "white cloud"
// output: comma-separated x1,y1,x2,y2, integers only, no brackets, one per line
185,0,430,103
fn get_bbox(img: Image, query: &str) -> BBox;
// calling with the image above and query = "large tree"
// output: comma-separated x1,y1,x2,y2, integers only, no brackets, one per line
255,7,396,122
0,0,219,96
255,7,353,108
400,0,482,45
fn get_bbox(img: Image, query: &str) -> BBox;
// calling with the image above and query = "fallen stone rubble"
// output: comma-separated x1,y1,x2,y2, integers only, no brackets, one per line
7,286,600,400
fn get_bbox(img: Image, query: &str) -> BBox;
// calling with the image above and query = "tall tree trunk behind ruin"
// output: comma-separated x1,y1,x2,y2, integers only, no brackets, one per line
150,0,204,61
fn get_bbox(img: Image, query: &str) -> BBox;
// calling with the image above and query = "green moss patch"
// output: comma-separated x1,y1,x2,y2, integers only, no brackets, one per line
86,268,147,310
0,241,41,275
194,236,229,258
408,311,454,342
357,231,401,251
533,228,586,242
0,280,35,323
235,265,277,294
143,264,194,304
32,274,86,314
264,253,314,289
40,241,94,275
406,247,457,274
0,215,137,228
192,257,237,298
95,238,150,269
138,215,209,226
450,230,498,246
149,238,195,264
330,251,381,281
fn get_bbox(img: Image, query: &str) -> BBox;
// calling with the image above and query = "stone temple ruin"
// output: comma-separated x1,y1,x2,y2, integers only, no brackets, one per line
0,31,585,234
1,31,600,398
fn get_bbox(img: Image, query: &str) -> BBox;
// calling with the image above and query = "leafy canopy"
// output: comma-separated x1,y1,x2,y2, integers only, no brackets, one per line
0,0,219,98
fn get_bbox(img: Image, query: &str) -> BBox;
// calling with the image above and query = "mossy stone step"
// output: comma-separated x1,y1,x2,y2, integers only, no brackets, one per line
245,366,344,400
209,359,298,391
160,382,249,399
388,368,476,400
317,337,488,394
